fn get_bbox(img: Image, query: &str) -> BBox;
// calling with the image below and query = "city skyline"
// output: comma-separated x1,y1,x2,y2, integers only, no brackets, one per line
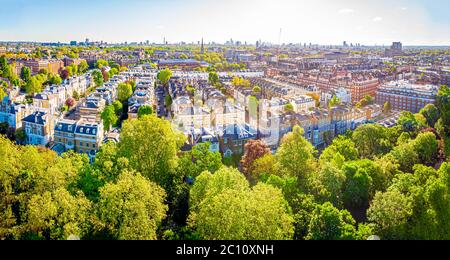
1,0,450,46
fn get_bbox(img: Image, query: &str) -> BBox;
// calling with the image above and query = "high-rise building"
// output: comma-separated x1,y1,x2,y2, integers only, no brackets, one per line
385,42,404,57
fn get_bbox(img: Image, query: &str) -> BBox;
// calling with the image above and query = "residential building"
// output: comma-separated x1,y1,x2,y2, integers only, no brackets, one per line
53,118,104,161
22,111,55,146
376,80,439,113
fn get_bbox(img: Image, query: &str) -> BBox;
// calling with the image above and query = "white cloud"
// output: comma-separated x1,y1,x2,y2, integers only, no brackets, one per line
400,7,408,11
373,17,383,22
339,8,355,14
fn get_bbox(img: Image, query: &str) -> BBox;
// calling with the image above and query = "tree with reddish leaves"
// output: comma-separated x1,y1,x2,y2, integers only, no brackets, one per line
66,98,75,108
60,68,70,80
241,139,271,178
102,69,109,82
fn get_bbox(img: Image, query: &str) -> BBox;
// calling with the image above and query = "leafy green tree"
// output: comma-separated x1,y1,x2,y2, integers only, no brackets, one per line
0,56,7,76
78,60,89,74
25,77,43,94
276,126,316,181
420,104,440,127
437,85,450,128
320,136,359,163
20,66,32,83
26,188,92,240
117,115,185,191
177,142,222,179
117,83,133,103
328,95,341,108
306,202,358,240
137,105,153,118
189,168,294,240
157,69,173,86
92,70,104,87
412,132,438,166
390,142,419,173
48,74,62,85
95,59,109,69
352,124,390,159
397,111,420,133
112,100,123,117
383,101,391,114
342,163,372,208
96,171,168,240
367,190,413,240
101,105,118,132
0,84,7,101
208,71,220,85
308,162,346,207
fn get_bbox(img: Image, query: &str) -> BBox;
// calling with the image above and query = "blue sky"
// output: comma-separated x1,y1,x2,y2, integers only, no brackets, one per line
1,0,449,45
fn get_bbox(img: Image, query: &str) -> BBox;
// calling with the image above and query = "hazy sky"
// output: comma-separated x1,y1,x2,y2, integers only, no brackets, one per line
1,0,449,45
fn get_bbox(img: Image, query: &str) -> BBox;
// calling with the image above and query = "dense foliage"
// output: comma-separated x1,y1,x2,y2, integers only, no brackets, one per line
1,86,450,240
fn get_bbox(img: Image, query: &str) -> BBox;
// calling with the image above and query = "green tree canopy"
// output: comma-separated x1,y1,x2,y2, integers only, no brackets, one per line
96,171,168,240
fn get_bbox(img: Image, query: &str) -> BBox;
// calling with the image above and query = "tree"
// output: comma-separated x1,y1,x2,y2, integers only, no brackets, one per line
252,85,261,93
189,168,294,240
320,136,359,163
329,95,341,108
383,102,391,114
0,56,7,76
240,139,271,176
60,68,70,80
95,59,109,69
96,171,168,240
117,115,185,191
92,70,104,87
20,66,31,83
25,77,43,94
420,104,440,127
101,69,109,82
437,86,450,128
306,202,358,240
177,142,223,179
412,132,439,166
65,98,75,108
397,111,420,133
101,105,118,132
208,71,220,85
309,162,346,207
284,103,294,112
0,84,7,102
352,124,390,159
276,126,316,181
15,128,27,144
157,69,173,86
26,188,92,240
112,100,123,117
137,105,153,118
72,90,80,101
367,190,413,240
342,163,372,208
117,83,133,103
78,60,89,74
390,142,419,173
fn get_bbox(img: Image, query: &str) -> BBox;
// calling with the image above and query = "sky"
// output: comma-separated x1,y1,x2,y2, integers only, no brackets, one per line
1,0,449,46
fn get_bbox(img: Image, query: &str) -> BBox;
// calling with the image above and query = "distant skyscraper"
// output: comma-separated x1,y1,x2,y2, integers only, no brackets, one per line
201,38,204,54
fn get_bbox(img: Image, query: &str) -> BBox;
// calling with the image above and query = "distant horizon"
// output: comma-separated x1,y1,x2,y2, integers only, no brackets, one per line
1,0,449,46
1,40,450,49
